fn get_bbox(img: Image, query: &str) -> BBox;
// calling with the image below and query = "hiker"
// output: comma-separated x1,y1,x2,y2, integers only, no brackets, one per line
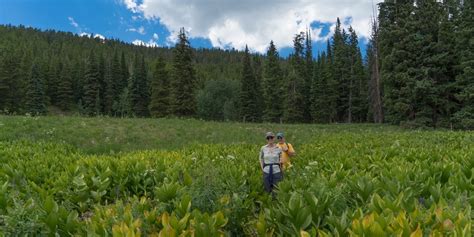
260,132,283,194
276,132,295,170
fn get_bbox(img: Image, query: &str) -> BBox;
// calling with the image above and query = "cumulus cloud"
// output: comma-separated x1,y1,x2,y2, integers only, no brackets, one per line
122,0,381,52
132,37,159,47
94,34,106,40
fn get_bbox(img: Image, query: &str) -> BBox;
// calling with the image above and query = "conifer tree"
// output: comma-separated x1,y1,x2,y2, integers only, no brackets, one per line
240,45,259,122
262,41,283,122
303,29,314,122
57,60,74,111
149,57,171,118
170,28,197,117
25,63,47,115
104,61,115,115
82,50,100,116
0,50,22,113
130,55,149,117
284,33,306,123
453,0,474,129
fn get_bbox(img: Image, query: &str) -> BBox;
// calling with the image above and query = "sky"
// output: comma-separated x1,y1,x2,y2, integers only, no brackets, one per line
0,0,381,57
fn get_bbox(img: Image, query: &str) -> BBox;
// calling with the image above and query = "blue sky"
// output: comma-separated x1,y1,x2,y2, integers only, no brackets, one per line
0,0,377,57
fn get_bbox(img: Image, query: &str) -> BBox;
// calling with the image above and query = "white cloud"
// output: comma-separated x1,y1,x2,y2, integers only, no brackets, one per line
127,26,146,35
79,32,91,38
123,0,382,52
132,38,159,47
94,34,106,40
68,17,79,28
153,33,159,40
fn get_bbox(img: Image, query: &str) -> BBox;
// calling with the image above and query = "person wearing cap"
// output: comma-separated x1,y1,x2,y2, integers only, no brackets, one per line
259,132,283,194
276,132,295,170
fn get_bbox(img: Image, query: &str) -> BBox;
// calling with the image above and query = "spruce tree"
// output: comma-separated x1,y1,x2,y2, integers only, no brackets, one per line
284,33,306,123
0,50,22,113
104,61,115,115
25,63,47,115
170,28,197,117
239,45,259,122
453,0,474,129
303,29,314,122
348,27,368,122
379,0,415,124
82,50,100,116
46,59,60,106
149,57,171,117
252,54,264,122
310,53,328,123
130,55,149,117
57,60,74,111
367,17,384,123
262,41,283,122
324,40,338,122
98,53,106,113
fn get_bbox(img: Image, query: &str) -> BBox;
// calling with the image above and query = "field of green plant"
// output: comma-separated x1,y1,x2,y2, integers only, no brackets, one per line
0,116,472,236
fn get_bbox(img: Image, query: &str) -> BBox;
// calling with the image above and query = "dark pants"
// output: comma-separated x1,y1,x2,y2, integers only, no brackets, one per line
263,171,283,193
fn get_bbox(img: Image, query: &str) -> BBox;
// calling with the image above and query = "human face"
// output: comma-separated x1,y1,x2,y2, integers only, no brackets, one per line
266,136,275,144
277,136,285,143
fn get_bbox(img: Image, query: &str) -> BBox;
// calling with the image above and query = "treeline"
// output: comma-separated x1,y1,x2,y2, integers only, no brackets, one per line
0,0,472,129
369,0,473,129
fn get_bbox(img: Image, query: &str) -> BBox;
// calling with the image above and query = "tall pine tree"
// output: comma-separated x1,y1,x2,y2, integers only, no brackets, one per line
240,45,259,122
262,41,283,122
82,50,100,116
149,57,171,118
453,0,474,129
284,33,306,123
130,55,149,117
25,63,47,115
57,60,74,111
170,28,197,117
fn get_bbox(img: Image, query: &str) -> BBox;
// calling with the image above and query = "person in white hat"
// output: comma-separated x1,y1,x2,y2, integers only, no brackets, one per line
259,132,283,194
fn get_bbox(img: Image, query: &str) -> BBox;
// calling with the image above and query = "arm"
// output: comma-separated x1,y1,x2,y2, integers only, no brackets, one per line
287,144,296,157
259,148,265,172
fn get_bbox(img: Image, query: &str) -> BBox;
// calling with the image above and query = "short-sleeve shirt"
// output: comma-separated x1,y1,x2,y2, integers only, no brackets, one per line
277,143,295,169
260,144,282,174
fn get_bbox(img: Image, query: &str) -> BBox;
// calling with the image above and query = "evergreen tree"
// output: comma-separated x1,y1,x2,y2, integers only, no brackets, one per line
239,45,259,122
379,0,415,124
332,18,351,122
82,50,100,116
252,54,263,121
348,26,368,122
0,49,22,113
367,16,384,123
119,52,129,94
149,57,171,118
98,53,106,113
324,40,338,122
310,53,329,123
284,33,306,123
262,41,283,122
110,51,121,107
46,58,60,105
303,29,314,122
104,61,115,115
453,0,474,129
25,63,47,115
130,55,149,117
170,28,197,117
57,60,74,111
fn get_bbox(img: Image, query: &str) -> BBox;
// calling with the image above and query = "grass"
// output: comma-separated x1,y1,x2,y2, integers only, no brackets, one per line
0,115,403,154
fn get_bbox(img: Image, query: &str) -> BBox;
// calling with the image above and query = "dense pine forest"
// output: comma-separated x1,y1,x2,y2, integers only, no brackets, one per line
0,0,472,129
